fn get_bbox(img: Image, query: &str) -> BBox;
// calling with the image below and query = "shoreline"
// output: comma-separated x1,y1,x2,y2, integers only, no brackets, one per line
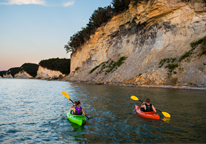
65,80,206,91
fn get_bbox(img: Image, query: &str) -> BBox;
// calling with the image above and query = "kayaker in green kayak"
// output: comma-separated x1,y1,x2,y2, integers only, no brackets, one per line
141,98,157,112
70,100,86,115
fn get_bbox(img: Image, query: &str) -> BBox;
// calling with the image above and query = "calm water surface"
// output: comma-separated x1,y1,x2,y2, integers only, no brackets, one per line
0,79,206,143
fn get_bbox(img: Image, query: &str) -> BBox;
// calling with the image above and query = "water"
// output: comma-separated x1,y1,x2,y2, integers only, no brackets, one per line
0,79,206,143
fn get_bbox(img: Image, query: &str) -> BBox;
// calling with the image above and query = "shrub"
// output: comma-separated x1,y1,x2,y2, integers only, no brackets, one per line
0,71,7,77
159,58,177,68
75,67,80,71
20,63,39,77
89,65,101,74
107,57,127,73
201,45,206,56
64,0,153,53
190,39,204,48
89,57,127,75
167,64,178,70
6,67,21,77
159,58,167,68
179,51,191,62
39,58,70,74
200,37,206,56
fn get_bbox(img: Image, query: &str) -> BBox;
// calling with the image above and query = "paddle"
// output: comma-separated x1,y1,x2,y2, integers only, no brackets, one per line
130,95,171,118
61,91,89,119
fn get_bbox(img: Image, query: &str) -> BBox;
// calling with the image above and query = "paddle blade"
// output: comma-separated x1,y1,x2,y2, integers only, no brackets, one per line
61,91,70,99
162,112,171,118
130,96,139,101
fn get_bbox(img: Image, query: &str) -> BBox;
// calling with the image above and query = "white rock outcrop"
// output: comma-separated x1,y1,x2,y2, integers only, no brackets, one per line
36,66,65,79
3,74,13,78
14,71,33,79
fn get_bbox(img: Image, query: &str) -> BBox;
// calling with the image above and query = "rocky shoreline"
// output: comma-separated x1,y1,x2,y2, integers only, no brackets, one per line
65,80,206,91
1,76,205,90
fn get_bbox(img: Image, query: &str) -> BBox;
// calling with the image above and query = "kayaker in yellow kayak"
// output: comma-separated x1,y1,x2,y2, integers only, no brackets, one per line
141,98,157,112
70,100,86,115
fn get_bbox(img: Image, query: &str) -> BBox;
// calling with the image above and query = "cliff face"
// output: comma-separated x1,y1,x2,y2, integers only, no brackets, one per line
14,71,33,79
65,0,206,87
2,66,65,79
36,66,65,79
3,74,13,78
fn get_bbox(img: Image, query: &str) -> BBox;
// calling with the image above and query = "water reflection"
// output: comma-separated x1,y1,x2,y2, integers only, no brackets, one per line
162,117,171,123
68,120,85,133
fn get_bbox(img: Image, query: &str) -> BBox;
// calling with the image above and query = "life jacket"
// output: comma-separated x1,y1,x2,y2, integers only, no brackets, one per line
73,107,82,115
145,104,153,112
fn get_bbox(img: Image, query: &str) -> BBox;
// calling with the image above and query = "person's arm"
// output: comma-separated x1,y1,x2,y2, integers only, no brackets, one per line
141,102,146,107
70,104,76,112
82,108,86,115
152,105,156,113
141,102,146,111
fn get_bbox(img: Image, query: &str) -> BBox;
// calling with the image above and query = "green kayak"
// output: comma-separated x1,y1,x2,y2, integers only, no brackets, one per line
67,110,86,125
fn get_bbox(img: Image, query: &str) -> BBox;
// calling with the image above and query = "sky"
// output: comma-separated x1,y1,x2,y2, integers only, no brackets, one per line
0,0,112,71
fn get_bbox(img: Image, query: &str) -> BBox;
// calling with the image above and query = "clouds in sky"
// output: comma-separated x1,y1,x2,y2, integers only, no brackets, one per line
63,1,74,7
0,0,75,7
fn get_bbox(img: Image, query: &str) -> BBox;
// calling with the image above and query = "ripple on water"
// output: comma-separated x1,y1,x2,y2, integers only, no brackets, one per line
0,79,206,143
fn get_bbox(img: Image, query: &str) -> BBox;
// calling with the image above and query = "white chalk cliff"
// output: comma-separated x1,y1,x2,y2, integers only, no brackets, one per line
65,0,206,87
3,74,13,78
2,66,65,79
36,66,65,79
14,71,33,79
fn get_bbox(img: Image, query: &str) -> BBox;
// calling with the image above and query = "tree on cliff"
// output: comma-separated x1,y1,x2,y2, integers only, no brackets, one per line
6,67,21,77
39,58,70,74
20,63,39,77
0,71,7,77
64,5,113,53
64,0,144,53
112,0,130,13
64,0,205,53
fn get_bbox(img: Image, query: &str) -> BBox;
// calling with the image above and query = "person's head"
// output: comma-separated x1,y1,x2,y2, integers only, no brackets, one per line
75,100,81,106
146,98,150,103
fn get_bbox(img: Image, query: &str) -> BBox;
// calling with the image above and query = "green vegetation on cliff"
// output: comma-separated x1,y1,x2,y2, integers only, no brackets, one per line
39,58,70,74
179,36,206,61
89,56,127,75
6,67,21,77
159,35,206,77
64,0,148,53
20,63,39,77
2,63,39,77
64,0,205,53
0,71,7,77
